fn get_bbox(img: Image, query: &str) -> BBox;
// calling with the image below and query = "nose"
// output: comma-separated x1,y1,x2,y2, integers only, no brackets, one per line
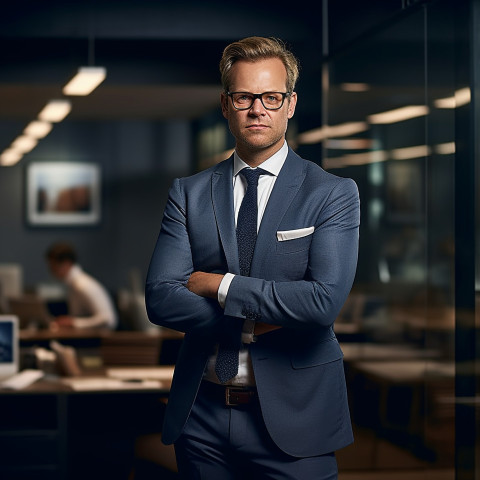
249,97,265,114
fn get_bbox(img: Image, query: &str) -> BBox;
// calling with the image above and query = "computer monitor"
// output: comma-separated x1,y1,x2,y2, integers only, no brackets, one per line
0,315,19,380
8,295,53,330
0,264,23,299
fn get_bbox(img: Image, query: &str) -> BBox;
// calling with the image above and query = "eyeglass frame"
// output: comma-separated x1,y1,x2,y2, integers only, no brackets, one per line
226,91,292,111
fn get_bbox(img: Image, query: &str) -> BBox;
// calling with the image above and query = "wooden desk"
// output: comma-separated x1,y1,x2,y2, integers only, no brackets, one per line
19,327,184,343
341,342,441,362
347,359,455,462
351,359,454,384
0,366,174,480
391,306,455,331
20,328,184,367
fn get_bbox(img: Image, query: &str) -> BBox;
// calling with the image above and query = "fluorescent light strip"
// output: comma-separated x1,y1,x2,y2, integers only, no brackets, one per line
324,142,454,169
341,150,389,165
63,66,106,96
340,83,370,92
434,97,455,109
11,135,38,154
368,105,429,124
390,145,431,160
0,149,23,166
434,142,455,155
324,150,388,169
297,122,369,144
24,120,52,139
326,138,375,150
434,87,471,109
38,99,72,122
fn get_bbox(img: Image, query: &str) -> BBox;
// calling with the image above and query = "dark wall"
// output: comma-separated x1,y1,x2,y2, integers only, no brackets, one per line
0,119,191,292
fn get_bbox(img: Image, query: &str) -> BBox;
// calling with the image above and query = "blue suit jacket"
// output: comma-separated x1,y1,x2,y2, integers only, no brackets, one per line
146,148,360,457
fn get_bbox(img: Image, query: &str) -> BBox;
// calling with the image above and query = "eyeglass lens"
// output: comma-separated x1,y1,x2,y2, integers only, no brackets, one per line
230,92,286,110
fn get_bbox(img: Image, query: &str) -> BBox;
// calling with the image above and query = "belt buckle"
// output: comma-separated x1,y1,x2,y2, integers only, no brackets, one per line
225,387,251,406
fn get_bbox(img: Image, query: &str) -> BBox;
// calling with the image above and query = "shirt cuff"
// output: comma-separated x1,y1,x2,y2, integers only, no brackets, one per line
217,272,235,308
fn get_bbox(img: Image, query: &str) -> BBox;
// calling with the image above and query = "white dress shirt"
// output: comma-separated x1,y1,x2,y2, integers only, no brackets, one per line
204,141,288,386
65,264,118,329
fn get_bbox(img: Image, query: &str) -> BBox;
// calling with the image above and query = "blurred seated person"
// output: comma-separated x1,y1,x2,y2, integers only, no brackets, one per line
45,242,117,330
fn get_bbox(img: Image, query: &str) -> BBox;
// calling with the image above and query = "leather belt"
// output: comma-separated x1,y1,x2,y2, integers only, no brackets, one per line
202,381,258,407
225,386,257,406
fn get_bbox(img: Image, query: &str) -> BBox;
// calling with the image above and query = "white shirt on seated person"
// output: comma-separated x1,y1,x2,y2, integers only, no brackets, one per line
63,264,117,330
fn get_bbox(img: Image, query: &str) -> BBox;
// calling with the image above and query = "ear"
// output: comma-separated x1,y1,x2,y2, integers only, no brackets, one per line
221,92,229,119
287,92,297,119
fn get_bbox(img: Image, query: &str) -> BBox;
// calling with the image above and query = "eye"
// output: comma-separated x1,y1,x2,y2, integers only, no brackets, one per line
235,93,253,104
263,93,282,105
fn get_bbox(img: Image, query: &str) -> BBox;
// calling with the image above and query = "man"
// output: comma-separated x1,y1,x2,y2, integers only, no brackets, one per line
146,36,360,479
46,242,117,329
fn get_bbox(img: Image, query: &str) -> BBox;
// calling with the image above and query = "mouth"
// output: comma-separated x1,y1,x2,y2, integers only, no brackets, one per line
246,124,268,130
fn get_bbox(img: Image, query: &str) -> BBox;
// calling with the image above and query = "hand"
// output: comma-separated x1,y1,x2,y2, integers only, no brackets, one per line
50,316,74,330
186,271,224,299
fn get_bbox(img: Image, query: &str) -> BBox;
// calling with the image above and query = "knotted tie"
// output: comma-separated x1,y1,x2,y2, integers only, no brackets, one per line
215,167,267,383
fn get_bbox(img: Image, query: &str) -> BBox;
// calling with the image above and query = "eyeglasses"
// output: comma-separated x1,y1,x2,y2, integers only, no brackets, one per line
227,91,291,111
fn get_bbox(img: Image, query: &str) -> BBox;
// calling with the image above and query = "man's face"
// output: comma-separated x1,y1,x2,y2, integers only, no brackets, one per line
221,58,297,164
47,259,71,280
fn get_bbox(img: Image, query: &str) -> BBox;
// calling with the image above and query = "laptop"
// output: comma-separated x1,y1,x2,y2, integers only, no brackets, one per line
0,315,19,380
8,295,54,329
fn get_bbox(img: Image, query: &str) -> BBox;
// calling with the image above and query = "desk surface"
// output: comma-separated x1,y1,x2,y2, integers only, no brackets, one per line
0,365,175,395
391,306,455,331
351,359,455,383
341,342,441,362
20,327,184,342
0,366,172,480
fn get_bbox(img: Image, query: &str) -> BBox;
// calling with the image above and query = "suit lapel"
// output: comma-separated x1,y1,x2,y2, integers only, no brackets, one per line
250,150,306,278
211,156,240,275
211,150,306,278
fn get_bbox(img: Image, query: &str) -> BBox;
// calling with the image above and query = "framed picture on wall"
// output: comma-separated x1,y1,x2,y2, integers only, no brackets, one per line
26,162,101,226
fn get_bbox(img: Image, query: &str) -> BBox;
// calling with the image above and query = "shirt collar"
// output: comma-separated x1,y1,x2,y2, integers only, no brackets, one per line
65,264,82,285
233,141,288,178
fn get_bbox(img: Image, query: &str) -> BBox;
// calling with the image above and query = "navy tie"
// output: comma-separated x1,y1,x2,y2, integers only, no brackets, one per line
215,167,267,383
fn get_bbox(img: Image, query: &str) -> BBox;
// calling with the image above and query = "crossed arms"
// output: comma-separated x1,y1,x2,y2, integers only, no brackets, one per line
145,175,360,337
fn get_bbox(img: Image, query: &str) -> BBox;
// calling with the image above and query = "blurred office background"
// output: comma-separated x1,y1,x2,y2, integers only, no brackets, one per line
0,0,478,479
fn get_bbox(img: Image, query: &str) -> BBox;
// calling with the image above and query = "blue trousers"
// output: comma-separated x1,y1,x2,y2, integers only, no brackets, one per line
174,381,338,480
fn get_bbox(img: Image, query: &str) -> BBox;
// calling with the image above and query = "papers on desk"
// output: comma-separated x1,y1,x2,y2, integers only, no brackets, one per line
60,377,164,391
106,366,175,381
60,366,175,391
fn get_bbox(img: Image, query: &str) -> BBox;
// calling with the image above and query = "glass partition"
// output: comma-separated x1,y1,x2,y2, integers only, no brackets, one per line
321,3,457,476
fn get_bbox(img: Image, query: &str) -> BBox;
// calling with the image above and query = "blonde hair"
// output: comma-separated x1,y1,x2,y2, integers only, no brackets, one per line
219,36,300,93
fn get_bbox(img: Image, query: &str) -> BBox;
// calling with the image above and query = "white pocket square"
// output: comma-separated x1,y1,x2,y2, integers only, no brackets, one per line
276,226,315,241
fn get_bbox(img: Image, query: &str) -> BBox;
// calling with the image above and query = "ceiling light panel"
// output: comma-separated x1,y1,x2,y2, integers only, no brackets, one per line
24,120,53,139
63,66,106,96
38,100,72,122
